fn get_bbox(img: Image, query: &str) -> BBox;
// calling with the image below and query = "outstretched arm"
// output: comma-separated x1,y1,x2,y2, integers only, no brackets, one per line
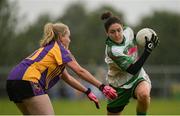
62,69,87,93
61,69,99,109
66,59,117,100
66,60,101,88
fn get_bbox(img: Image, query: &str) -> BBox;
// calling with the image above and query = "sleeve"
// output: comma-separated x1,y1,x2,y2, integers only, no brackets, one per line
123,26,137,45
59,45,73,63
107,46,134,71
52,43,73,65
126,48,151,75
123,27,134,41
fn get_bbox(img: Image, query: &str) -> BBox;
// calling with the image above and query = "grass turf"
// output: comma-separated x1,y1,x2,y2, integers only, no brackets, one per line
0,98,180,115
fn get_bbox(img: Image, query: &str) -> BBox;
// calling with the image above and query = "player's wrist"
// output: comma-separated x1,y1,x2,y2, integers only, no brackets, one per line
144,47,152,54
85,88,91,95
99,84,105,91
145,48,152,53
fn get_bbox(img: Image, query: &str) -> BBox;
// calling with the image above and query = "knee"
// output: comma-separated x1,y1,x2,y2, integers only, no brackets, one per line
137,92,150,103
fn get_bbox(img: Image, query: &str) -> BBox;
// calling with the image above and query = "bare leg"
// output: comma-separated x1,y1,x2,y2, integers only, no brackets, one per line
16,103,30,115
16,94,54,115
134,81,151,114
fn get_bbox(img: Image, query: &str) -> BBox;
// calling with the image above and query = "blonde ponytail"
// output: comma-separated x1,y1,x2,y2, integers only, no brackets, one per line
40,22,69,47
40,23,55,47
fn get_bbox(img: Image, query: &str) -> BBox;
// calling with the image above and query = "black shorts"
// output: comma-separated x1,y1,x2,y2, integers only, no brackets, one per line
6,80,46,103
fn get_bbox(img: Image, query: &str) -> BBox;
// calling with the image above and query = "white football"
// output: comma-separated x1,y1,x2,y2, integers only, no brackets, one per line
136,28,157,47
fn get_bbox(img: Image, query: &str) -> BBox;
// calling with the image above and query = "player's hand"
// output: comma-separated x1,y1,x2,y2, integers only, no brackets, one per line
99,84,117,100
85,88,100,109
145,34,159,53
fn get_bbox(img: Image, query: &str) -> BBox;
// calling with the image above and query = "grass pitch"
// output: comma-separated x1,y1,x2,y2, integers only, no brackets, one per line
0,98,180,115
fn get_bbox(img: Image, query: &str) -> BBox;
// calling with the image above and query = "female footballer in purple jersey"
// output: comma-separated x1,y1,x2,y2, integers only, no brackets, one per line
100,11,159,115
6,22,117,115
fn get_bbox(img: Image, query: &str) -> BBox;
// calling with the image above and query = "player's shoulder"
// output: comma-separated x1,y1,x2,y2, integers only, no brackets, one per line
124,26,133,32
123,26,134,40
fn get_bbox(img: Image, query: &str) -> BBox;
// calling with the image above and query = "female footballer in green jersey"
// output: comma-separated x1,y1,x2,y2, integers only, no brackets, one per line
100,11,159,115
6,22,117,115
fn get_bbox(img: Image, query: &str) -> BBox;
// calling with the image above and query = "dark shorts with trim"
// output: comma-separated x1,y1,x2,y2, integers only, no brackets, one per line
6,80,46,103
107,77,145,113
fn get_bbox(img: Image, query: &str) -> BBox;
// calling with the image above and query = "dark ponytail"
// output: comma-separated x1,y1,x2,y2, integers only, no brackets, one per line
101,11,122,32
101,11,112,21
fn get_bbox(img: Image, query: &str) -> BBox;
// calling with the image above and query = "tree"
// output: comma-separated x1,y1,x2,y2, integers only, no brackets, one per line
11,14,52,64
0,0,18,65
56,3,125,65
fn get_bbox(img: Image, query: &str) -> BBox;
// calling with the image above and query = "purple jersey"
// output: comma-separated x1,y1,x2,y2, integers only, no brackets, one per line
8,41,73,90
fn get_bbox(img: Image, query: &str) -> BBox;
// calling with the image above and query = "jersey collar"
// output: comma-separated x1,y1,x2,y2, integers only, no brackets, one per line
105,36,126,46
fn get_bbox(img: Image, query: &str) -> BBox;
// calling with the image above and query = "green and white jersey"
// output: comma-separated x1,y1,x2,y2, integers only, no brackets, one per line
105,27,151,88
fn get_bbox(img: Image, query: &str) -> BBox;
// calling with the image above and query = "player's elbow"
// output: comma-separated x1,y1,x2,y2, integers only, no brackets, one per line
75,66,86,75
